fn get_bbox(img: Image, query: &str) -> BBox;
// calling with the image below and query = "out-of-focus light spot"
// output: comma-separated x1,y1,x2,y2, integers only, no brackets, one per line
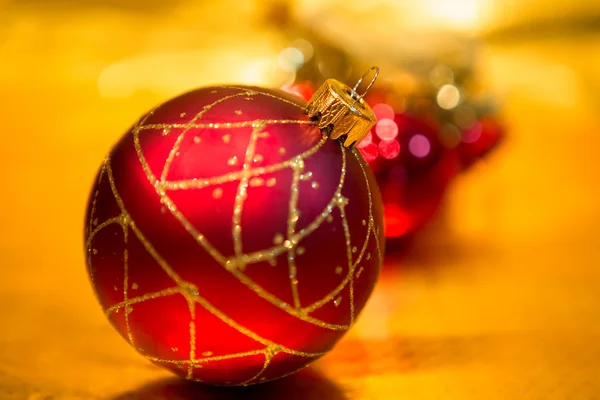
437,84,460,110
278,47,304,72
383,203,412,238
357,131,373,149
441,123,462,148
408,134,431,158
359,142,379,162
375,118,399,140
454,106,477,129
428,0,480,30
379,139,401,159
372,103,395,121
429,64,454,87
462,121,483,143
98,62,136,98
291,38,314,62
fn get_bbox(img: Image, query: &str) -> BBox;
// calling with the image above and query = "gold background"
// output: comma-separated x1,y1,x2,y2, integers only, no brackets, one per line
1,0,599,398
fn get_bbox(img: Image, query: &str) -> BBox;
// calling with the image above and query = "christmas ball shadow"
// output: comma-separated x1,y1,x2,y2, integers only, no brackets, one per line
111,367,347,400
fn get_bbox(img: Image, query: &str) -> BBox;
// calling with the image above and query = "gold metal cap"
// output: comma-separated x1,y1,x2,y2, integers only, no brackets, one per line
306,67,379,148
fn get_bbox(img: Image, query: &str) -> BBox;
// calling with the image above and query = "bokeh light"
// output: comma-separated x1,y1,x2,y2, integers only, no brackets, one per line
437,84,461,110
375,118,399,140
372,103,395,121
357,131,373,148
379,139,401,159
408,134,431,158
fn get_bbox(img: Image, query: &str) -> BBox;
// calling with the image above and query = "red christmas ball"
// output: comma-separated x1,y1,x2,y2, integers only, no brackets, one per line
358,113,460,238
84,86,384,385
457,115,504,170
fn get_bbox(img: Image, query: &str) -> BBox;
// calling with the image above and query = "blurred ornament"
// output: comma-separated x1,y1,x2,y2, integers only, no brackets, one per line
267,15,505,239
358,113,460,238
84,82,384,385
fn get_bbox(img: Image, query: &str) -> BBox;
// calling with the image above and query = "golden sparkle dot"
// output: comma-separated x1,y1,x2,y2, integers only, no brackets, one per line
132,283,138,290
362,219,367,226
92,218,98,226
327,215,334,223
301,171,313,181
352,246,358,254
249,177,265,187
162,128,170,136
160,206,167,214
171,347,178,352
283,240,293,249
279,147,286,155
311,181,319,189
193,136,201,144
92,248,98,255
202,351,213,357
180,112,186,118
235,110,243,115
211,90,218,94
227,156,239,166
245,97,254,101
334,296,342,307
297,246,306,255
212,188,223,199
266,177,277,187
273,233,284,244
253,154,264,163
335,266,343,274
222,134,231,144
366,253,372,260
113,286,118,291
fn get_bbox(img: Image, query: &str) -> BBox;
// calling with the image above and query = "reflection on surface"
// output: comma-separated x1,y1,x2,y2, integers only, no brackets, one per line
113,368,347,400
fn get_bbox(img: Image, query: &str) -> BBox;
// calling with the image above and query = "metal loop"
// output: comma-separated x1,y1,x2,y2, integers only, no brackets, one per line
351,66,380,101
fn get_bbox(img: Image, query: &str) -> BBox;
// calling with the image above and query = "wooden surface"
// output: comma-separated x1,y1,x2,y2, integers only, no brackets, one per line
1,5,599,399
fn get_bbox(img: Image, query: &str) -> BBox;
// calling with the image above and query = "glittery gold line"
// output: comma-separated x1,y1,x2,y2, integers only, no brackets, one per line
337,196,355,324
220,85,305,110
160,130,186,183
189,294,325,357
133,125,229,267
302,149,381,315
146,349,267,365
132,96,352,331
105,178,324,356
287,160,303,310
354,149,384,264
239,349,275,386
160,91,254,183
106,287,183,314
163,134,327,191
226,145,346,267
137,119,314,132
231,124,264,265
351,149,376,269
101,141,327,361
187,319,196,379
85,216,124,253
105,158,187,285
86,163,107,291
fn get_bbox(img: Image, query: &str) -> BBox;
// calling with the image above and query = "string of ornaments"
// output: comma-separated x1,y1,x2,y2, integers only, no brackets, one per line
84,69,385,385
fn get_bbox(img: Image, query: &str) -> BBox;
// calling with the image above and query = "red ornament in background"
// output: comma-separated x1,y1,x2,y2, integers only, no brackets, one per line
457,115,504,170
84,85,384,385
357,112,460,238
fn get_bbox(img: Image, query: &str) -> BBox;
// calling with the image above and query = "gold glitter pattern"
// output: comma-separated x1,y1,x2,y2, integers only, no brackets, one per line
85,87,383,384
